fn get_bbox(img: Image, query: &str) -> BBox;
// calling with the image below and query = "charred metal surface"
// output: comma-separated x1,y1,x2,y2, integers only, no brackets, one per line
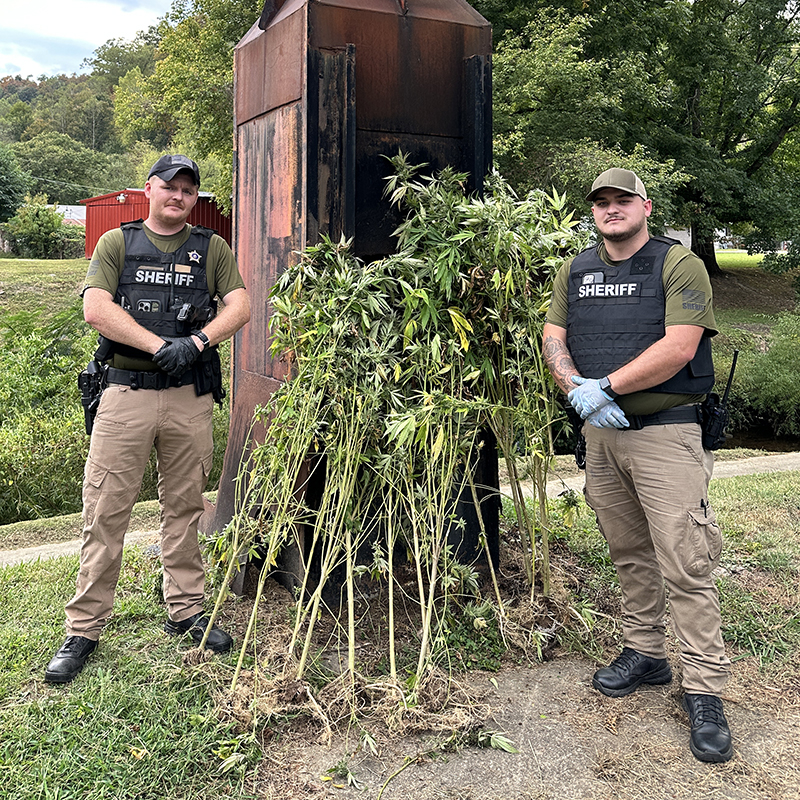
307,44,357,244
202,0,496,591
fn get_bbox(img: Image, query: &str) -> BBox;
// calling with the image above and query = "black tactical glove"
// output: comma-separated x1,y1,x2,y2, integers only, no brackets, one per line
153,336,201,377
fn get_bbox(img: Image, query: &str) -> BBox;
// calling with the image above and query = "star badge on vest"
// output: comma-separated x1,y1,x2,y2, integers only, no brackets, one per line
187,250,202,263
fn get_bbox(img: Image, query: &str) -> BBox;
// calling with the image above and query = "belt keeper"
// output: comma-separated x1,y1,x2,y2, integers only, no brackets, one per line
129,373,139,390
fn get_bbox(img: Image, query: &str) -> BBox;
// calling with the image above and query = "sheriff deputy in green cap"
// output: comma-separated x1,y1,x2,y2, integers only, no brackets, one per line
542,167,733,763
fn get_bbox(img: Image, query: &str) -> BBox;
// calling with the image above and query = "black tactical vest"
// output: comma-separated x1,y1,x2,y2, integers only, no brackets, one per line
109,220,215,361
566,237,714,395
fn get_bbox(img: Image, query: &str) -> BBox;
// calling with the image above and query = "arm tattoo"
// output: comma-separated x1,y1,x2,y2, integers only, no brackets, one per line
542,334,580,394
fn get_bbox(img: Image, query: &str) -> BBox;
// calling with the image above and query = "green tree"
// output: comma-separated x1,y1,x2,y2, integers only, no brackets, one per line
0,143,30,221
25,75,117,152
471,0,581,41
0,75,39,103
11,132,109,204
0,99,34,142
114,0,262,212
113,67,175,149
492,1,800,274
82,28,161,88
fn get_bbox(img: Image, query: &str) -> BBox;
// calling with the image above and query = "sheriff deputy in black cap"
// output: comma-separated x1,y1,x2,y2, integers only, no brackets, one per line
542,167,734,763
46,155,251,683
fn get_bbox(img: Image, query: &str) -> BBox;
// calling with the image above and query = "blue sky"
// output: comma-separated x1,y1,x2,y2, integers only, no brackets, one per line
1,0,174,80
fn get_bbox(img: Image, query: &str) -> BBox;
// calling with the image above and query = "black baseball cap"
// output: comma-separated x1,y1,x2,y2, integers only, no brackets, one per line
148,154,201,187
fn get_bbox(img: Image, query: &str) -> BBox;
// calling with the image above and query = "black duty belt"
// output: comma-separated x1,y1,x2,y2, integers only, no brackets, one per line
106,368,194,390
627,405,702,430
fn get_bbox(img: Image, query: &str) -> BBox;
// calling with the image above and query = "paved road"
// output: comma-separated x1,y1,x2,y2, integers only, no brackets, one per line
541,450,800,498
2,452,799,569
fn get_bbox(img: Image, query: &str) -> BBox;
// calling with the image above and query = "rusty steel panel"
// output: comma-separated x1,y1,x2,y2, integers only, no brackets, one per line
235,6,306,124
235,106,304,380
310,4,490,137
315,0,485,25
205,0,493,541
307,44,357,244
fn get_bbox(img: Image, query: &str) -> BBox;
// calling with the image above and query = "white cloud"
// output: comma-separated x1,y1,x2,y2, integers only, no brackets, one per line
5,1,168,44
1,0,174,78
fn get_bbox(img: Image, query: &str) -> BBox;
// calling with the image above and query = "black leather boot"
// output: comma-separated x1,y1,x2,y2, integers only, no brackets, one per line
164,611,233,653
45,636,98,683
683,693,733,762
592,647,672,697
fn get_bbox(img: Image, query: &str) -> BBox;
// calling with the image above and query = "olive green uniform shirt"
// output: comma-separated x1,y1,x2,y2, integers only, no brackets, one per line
547,241,717,416
84,223,245,371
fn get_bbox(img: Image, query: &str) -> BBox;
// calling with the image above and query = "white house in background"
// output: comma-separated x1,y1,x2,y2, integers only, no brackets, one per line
56,205,86,225
665,227,691,247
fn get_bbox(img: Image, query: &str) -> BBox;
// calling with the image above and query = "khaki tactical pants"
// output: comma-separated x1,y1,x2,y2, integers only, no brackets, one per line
65,383,214,640
583,420,731,695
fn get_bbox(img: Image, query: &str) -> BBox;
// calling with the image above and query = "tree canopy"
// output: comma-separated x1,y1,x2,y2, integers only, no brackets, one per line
488,0,800,272
11,132,106,205
5,0,800,258
0,143,29,222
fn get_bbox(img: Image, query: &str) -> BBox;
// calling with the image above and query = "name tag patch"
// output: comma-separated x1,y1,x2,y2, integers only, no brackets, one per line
682,288,706,312
578,272,640,299
135,269,196,287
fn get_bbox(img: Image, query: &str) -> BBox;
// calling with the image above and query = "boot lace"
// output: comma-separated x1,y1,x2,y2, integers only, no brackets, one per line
609,647,642,670
688,694,725,726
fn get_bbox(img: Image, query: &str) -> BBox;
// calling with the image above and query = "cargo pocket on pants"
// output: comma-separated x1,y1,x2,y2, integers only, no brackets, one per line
82,458,110,526
682,505,723,577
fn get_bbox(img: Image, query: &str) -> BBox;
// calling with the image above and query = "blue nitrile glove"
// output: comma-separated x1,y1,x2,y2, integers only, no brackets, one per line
568,376,613,418
586,401,630,429
153,336,200,377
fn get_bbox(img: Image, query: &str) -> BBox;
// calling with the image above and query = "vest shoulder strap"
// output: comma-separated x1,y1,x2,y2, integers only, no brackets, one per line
650,235,682,247
121,219,144,231
190,224,216,238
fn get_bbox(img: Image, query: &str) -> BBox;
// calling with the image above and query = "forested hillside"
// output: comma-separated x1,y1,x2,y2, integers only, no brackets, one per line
0,0,262,219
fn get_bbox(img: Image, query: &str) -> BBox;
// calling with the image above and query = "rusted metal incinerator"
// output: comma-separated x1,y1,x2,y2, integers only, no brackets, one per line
202,0,496,589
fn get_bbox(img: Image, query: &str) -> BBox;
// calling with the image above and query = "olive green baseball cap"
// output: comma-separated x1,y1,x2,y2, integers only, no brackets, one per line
586,168,647,202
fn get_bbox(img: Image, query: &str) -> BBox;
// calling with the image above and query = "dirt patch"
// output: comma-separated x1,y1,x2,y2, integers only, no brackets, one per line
710,267,796,314
242,652,800,800
199,559,800,800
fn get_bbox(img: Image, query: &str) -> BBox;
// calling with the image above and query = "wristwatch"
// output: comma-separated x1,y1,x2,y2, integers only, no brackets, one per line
598,376,620,399
195,330,210,348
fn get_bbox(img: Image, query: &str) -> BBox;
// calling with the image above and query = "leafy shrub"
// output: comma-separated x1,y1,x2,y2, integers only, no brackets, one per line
0,194,83,259
54,224,86,259
0,411,89,521
0,303,94,522
736,313,800,436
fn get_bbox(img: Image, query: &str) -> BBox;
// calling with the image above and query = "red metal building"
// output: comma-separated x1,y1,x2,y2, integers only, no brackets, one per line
79,190,232,258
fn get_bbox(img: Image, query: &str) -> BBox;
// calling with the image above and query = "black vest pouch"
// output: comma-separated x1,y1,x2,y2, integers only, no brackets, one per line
193,347,226,405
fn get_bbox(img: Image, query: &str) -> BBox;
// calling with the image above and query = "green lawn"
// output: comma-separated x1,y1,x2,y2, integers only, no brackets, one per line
0,253,798,799
714,250,764,270
0,257,86,317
